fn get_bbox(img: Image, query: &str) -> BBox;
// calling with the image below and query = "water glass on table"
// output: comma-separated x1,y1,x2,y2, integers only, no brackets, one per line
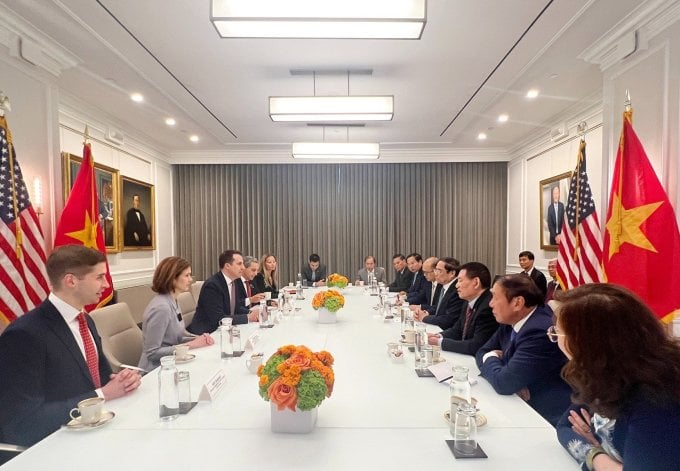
453,403,478,455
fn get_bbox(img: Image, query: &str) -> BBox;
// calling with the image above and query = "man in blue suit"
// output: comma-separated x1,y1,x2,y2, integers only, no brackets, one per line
189,249,258,334
407,256,438,306
0,245,142,447
476,274,571,426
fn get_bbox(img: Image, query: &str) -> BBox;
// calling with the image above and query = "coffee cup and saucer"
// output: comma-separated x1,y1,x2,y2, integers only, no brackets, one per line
175,344,196,364
66,397,115,430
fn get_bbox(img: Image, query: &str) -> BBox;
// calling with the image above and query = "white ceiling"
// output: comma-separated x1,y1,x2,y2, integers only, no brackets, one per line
1,0,644,160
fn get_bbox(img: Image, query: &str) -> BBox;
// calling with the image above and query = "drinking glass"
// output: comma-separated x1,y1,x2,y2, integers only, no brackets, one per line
453,403,478,455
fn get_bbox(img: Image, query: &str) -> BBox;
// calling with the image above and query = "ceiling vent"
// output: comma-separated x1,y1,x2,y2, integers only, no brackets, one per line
105,127,124,146
550,123,569,142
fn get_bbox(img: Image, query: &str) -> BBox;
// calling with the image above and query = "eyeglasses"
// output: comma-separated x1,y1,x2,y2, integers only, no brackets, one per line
423,269,434,274
433,268,443,273
546,325,566,343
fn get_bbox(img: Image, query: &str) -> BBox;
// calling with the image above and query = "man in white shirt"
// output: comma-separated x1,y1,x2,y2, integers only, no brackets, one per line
0,245,142,447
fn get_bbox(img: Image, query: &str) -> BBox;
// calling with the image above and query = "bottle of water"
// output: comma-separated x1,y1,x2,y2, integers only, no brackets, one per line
295,272,304,299
449,365,471,435
158,355,179,421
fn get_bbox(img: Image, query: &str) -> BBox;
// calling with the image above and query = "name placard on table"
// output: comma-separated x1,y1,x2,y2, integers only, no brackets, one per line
198,369,227,401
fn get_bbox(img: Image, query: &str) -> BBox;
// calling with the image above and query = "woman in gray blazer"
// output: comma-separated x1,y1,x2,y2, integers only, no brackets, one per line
139,257,213,371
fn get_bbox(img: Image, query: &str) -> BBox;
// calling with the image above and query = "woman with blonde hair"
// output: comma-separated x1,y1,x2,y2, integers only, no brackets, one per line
253,253,279,299
139,256,213,371
553,283,680,470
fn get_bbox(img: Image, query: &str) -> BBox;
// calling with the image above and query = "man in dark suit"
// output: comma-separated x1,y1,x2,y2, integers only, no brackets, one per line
413,257,464,330
519,250,547,299
401,252,427,298
476,274,571,426
547,185,565,245
124,194,151,246
407,256,438,306
429,262,498,356
388,253,414,293
242,256,267,307
189,249,258,334
0,245,141,447
300,253,327,287
545,259,562,302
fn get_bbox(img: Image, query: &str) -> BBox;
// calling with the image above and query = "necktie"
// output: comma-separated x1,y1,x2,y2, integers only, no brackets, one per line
510,329,517,344
311,270,316,282
246,280,252,298
546,281,556,302
430,284,437,305
462,305,473,338
411,272,417,288
229,281,236,314
436,288,446,313
77,312,101,388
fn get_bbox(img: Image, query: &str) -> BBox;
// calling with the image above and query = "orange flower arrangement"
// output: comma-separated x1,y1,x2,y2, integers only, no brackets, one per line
327,273,349,289
311,289,345,313
258,345,335,411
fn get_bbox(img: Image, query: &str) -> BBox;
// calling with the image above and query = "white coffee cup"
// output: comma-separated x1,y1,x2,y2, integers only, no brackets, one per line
404,329,416,344
431,344,442,362
174,344,190,360
69,397,105,425
264,292,272,300
246,353,264,373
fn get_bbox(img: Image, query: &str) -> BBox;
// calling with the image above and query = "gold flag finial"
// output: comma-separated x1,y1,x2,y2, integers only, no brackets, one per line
83,125,90,144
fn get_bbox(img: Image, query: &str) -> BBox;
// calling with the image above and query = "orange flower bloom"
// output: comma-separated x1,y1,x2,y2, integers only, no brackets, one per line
315,350,334,367
268,378,298,411
278,363,302,387
259,374,269,387
277,345,296,356
288,352,312,370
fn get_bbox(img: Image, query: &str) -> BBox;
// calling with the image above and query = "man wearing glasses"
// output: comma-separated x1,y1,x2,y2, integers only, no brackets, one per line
412,257,464,330
406,256,439,306
475,274,571,426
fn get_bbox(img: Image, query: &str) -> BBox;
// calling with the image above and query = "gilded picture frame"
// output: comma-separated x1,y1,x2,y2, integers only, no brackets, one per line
540,171,572,251
120,176,155,251
61,152,121,252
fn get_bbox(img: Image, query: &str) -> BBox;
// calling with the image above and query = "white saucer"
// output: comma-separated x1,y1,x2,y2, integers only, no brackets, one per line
175,353,196,364
65,411,115,430
399,339,415,346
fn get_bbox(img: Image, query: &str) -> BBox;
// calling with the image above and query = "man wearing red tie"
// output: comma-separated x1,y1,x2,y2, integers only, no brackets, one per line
242,256,266,308
0,245,142,447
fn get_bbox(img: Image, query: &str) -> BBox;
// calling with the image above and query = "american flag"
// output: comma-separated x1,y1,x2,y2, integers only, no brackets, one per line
0,117,49,325
556,140,605,289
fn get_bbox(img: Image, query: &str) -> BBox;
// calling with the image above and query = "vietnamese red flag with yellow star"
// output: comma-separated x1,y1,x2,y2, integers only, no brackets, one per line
603,110,680,323
53,143,113,311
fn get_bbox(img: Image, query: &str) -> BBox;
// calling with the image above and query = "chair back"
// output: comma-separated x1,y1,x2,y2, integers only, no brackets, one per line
177,291,196,328
190,280,204,303
89,302,143,372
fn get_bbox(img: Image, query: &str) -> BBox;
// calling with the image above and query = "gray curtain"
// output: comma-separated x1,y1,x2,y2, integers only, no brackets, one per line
173,162,507,284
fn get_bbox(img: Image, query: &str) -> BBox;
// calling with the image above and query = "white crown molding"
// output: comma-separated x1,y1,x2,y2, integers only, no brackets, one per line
508,94,603,160
0,4,79,76
579,0,680,70
167,146,510,165
59,93,172,163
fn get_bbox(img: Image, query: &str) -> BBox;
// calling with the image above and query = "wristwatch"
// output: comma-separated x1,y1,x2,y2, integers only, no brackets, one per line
585,446,607,471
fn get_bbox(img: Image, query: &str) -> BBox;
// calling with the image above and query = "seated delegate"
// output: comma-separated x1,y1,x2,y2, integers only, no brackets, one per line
553,284,680,470
139,256,213,372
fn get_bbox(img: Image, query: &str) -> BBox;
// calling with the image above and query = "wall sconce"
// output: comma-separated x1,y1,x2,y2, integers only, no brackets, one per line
32,176,43,216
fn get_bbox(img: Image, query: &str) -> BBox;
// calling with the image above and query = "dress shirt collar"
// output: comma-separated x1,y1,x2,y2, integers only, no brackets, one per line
467,294,481,311
222,272,237,286
524,267,534,276
512,307,537,333
49,292,82,322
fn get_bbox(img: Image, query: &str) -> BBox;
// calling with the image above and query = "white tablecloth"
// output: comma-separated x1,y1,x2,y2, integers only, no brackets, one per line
1,287,576,470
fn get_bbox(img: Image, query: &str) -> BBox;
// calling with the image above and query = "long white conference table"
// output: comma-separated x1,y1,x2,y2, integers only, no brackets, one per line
2,287,577,470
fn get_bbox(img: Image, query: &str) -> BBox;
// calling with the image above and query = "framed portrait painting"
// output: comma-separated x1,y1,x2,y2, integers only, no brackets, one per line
539,172,572,251
61,152,121,252
120,176,155,250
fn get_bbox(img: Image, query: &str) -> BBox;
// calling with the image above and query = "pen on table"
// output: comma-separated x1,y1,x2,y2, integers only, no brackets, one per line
438,376,478,385
120,364,147,373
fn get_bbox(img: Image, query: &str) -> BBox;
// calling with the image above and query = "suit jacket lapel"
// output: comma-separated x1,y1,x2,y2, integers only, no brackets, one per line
41,301,94,387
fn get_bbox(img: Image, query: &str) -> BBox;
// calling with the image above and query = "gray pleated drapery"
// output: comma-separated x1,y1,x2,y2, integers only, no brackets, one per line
173,162,507,285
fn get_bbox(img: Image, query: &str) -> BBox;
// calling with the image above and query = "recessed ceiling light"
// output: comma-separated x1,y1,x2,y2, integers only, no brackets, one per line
498,114,509,123
526,89,539,99
477,132,487,140
130,93,144,103
189,135,199,142
165,118,176,126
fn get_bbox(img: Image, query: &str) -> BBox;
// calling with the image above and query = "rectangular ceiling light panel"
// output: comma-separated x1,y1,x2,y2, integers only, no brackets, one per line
270,96,393,122
211,0,426,39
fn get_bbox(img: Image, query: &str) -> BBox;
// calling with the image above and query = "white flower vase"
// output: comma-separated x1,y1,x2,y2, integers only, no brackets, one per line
270,402,318,433
317,307,338,324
